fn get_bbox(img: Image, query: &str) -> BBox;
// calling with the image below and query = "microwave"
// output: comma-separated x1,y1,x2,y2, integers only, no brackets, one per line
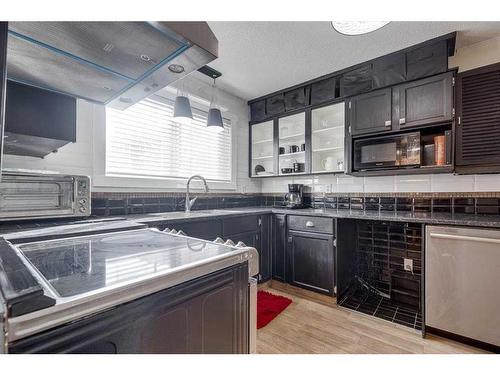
353,132,421,171
0,171,91,221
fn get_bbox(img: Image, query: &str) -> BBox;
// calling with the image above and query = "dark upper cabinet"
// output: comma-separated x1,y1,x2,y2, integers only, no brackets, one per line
406,40,448,81
348,88,392,136
4,80,77,158
340,64,373,97
266,93,285,116
284,86,310,111
310,77,337,105
372,53,406,88
272,214,286,282
250,100,266,123
397,72,453,129
456,63,500,172
287,230,335,296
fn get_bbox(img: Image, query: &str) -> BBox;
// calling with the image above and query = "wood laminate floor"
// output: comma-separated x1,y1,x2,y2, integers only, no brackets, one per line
257,285,487,354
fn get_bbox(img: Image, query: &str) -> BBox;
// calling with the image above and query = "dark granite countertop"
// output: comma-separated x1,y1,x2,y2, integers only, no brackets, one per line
123,207,500,229
2,207,500,237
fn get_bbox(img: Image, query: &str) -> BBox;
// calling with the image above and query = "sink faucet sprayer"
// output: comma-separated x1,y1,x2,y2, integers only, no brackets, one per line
185,175,209,213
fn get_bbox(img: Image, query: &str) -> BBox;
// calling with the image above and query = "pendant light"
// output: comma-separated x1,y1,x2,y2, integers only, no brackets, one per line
174,78,193,124
207,77,224,132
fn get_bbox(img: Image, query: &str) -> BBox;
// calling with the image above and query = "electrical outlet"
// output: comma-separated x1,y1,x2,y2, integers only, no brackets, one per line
404,258,413,272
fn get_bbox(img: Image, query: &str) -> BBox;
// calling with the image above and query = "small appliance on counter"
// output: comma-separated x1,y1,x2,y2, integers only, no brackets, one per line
284,184,305,208
0,169,91,221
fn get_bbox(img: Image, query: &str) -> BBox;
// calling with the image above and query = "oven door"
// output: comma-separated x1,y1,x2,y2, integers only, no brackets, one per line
353,132,420,171
0,172,90,220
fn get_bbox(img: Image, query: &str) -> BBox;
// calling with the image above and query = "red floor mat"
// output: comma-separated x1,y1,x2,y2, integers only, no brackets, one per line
257,291,292,329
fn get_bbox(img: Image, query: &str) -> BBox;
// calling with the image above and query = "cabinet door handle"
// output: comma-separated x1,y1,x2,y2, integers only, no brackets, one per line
399,117,406,125
305,221,315,228
384,120,391,127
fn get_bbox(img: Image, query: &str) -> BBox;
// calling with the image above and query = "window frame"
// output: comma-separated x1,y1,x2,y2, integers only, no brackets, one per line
92,94,237,192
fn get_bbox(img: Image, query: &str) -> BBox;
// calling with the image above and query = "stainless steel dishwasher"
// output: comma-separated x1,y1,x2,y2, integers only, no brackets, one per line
425,226,500,347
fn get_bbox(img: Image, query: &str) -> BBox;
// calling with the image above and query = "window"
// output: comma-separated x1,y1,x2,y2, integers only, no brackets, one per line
105,96,232,182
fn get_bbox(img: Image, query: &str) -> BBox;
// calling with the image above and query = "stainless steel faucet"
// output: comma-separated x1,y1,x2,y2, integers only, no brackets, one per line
185,175,209,212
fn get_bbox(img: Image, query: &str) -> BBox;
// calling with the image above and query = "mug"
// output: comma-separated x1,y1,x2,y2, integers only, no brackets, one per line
289,145,300,153
321,156,336,171
279,147,286,154
300,143,306,151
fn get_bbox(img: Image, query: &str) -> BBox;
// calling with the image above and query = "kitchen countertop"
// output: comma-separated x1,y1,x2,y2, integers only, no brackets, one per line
2,207,500,236
122,206,500,229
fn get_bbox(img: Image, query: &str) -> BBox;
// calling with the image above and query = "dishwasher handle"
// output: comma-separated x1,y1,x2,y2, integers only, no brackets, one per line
430,232,500,245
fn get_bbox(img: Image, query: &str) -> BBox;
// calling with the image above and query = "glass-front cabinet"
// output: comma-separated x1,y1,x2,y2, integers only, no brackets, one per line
249,101,345,178
311,102,345,173
250,120,275,177
278,112,306,176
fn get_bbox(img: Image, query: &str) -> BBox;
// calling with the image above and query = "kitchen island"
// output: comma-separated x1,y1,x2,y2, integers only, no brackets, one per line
0,225,258,353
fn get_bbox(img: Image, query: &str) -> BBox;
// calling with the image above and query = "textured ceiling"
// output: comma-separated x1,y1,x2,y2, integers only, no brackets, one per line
204,21,500,101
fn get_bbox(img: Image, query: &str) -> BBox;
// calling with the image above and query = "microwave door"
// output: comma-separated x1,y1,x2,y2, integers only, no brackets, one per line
355,141,398,170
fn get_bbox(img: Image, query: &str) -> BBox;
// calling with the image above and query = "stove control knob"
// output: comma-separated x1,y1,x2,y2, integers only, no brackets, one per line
79,207,87,213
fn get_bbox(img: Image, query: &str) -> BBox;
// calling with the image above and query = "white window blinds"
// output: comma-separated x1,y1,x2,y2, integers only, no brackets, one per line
105,96,232,182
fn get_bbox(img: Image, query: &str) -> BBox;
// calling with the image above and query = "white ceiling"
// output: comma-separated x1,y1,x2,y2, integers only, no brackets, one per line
204,21,500,101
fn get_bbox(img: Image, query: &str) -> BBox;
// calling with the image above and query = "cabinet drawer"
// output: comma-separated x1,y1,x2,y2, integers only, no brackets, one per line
223,215,260,236
287,215,334,234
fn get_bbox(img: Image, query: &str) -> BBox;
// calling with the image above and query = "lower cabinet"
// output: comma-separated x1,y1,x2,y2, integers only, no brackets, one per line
286,230,335,296
272,214,287,282
9,264,249,354
155,214,271,283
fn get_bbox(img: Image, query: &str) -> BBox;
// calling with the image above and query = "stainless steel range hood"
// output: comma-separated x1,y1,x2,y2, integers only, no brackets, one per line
6,22,218,110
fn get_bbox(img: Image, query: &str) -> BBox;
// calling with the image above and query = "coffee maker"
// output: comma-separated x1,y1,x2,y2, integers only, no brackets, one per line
284,184,304,208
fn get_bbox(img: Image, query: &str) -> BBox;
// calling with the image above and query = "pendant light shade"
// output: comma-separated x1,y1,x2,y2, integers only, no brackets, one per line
173,95,193,124
207,107,224,132
207,77,224,132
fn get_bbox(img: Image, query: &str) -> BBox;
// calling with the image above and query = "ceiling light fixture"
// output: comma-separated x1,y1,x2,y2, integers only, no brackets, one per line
331,21,390,36
207,77,224,132
173,79,193,124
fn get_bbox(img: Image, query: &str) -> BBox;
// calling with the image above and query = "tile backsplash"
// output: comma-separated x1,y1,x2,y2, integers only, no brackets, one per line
260,173,500,194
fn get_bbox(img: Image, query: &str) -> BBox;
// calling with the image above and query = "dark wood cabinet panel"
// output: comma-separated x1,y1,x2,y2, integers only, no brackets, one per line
310,77,337,105
9,264,249,354
161,214,271,282
223,215,260,236
397,72,453,129
372,53,406,88
340,64,373,97
266,93,285,116
349,88,392,135
250,100,266,122
287,231,335,296
284,86,310,111
162,220,222,241
406,40,448,81
456,63,500,171
5,80,76,142
272,214,286,282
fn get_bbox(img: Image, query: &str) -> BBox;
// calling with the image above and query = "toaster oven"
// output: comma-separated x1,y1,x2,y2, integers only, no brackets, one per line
0,170,91,221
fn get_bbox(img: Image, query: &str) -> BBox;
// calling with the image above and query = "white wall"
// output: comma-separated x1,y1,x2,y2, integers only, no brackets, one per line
260,34,500,194
3,74,261,194
5,34,500,195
